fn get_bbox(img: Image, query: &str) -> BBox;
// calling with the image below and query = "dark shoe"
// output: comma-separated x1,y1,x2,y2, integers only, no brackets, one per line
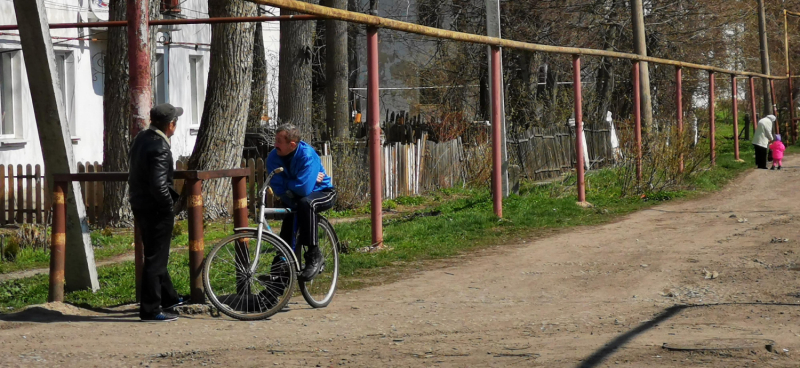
298,246,324,282
778,166,782,170
771,166,776,170
140,312,178,322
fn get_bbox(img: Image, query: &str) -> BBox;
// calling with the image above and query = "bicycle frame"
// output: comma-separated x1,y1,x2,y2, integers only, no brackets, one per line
246,167,300,274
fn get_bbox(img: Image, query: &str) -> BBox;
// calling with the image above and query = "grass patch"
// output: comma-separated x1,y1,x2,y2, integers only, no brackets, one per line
0,122,774,312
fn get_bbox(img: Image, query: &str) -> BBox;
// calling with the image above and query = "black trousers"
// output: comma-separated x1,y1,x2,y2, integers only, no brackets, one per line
133,209,180,317
754,144,769,169
280,188,337,249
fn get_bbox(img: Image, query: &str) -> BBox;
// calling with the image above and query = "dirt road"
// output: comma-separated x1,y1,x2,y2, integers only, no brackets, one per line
2,157,800,367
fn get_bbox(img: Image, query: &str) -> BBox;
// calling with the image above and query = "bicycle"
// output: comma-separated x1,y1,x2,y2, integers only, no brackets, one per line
202,167,340,320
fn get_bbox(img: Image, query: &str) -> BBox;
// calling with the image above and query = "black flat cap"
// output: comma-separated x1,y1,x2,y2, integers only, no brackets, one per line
151,103,184,124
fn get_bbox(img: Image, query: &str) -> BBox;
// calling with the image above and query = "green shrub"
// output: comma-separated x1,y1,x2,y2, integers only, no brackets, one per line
16,224,49,251
172,222,185,239
3,236,20,261
101,227,114,238
395,196,425,206
383,200,398,211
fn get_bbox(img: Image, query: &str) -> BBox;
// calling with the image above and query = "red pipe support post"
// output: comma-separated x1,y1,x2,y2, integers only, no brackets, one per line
633,62,643,183
732,75,740,161
48,181,68,302
676,67,684,173
128,0,151,136
709,71,716,166
367,26,383,247
134,220,144,302
232,176,250,295
749,77,758,131
770,79,780,135
490,47,504,215
789,76,796,143
187,179,205,303
572,55,586,203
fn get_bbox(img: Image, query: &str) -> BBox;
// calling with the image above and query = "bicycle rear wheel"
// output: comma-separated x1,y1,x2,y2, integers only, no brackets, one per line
203,232,297,320
299,217,339,308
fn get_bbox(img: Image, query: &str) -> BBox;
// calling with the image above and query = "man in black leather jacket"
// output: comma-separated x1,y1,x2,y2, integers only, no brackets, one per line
128,103,184,322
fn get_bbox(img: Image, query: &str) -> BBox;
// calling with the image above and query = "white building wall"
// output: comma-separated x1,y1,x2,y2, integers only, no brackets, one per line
0,0,280,168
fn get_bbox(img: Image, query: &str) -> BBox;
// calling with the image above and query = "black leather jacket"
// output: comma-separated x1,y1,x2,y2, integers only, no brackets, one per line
128,129,179,213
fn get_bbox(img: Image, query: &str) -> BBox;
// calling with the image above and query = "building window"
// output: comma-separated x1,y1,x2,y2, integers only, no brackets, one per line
0,51,22,139
189,55,204,126
55,51,76,137
154,53,168,105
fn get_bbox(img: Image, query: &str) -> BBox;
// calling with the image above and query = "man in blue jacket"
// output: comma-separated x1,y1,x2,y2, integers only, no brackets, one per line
267,124,336,281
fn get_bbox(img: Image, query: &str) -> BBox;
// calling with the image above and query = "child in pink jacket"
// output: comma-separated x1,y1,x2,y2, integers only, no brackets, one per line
770,134,786,170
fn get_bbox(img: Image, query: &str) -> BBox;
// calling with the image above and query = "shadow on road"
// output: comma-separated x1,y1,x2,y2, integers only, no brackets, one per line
576,302,800,368
0,306,139,323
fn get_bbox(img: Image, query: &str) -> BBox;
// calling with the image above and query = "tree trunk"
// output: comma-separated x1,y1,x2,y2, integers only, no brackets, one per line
325,0,349,140
248,13,268,129
279,1,318,131
185,0,257,218
101,0,160,227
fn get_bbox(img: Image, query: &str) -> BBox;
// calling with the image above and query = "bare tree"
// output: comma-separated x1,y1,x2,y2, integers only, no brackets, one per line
326,0,349,139
248,7,269,129
278,0,318,131
101,0,160,227
185,0,257,218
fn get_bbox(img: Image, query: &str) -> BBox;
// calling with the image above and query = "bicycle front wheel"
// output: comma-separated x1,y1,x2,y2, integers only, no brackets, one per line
299,217,339,308
203,232,297,320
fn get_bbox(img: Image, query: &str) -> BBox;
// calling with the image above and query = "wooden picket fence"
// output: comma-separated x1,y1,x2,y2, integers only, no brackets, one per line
0,164,47,225
508,121,614,181
1,123,615,225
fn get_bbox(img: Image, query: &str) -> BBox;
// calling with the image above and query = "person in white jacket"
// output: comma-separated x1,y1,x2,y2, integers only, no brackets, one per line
751,115,776,169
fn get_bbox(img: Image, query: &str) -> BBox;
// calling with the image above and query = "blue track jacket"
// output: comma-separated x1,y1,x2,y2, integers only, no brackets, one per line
266,141,333,208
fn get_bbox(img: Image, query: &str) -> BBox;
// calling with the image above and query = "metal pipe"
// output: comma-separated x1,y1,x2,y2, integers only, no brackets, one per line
128,0,150,136
246,0,788,80
0,15,321,31
676,67,683,173
134,219,143,302
750,77,758,131
572,54,586,203
709,71,716,166
187,179,205,303
48,181,67,302
633,62,642,183
367,26,383,247
771,79,780,135
491,47,504,215
790,76,796,143
232,176,250,295
732,75,740,161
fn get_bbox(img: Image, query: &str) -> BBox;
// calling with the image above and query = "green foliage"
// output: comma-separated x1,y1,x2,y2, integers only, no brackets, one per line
394,196,425,206
382,199,398,211
172,222,185,239
0,120,776,312
3,237,20,261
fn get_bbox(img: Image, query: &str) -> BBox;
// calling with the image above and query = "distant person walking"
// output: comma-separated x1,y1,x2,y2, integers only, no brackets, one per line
752,115,776,169
769,134,786,170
